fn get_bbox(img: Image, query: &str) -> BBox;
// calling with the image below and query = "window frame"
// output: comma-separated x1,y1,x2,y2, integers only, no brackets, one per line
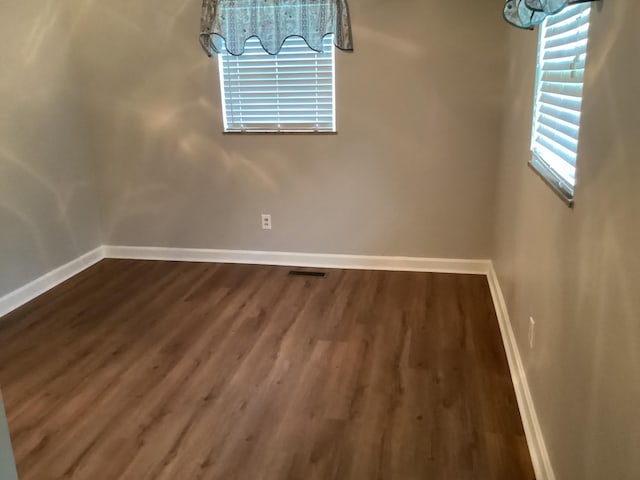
217,35,337,134
529,4,592,207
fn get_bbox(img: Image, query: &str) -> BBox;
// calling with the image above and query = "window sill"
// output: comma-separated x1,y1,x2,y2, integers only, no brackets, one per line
222,131,337,135
528,155,574,208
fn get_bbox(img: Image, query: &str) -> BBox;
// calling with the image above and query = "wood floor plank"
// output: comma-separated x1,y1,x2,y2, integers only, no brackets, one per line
0,260,535,479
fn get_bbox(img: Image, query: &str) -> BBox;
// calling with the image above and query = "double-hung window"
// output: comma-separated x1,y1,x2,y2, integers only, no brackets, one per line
218,35,336,133
530,4,591,205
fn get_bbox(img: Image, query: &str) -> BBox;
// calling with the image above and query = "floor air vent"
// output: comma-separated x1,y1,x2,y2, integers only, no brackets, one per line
288,270,326,278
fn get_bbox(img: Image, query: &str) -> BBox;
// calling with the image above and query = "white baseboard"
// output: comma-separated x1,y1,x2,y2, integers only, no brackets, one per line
486,264,555,480
103,245,491,275
0,247,105,319
0,246,489,320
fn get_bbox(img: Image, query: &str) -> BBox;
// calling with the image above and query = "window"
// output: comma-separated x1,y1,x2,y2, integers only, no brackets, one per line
218,35,336,133
530,4,591,205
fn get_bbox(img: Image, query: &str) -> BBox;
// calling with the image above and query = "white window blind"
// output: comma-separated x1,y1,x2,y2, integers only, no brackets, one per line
218,35,335,133
531,4,591,201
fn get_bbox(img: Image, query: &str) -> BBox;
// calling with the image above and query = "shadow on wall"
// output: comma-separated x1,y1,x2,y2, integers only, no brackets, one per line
0,0,101,293
0,146,85,260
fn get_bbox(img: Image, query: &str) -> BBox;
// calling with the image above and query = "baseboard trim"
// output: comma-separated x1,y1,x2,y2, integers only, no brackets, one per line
103,246,491,275
0,247,105,319
486,264,555,480
0,246,490,320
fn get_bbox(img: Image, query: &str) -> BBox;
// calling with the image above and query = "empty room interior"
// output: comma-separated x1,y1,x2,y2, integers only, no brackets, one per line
0,0,638,479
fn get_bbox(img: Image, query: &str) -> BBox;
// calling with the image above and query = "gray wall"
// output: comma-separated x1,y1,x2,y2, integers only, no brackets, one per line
73,0,508,258
492,2,640,479
0,393,17,480
0,1,102,298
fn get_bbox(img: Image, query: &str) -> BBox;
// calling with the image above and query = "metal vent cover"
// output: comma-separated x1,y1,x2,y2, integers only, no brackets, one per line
288,270,326,278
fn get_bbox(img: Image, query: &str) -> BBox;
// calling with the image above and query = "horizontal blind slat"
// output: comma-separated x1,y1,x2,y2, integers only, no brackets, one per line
225,101,334,107
542,57,586,72
544,4,590,26
542,41,588,60
224,56,332,62
225,94,333,99
538,91,582,112
545,18,589,39
224,77,332,82
535,123,579,153
229,114,335,119
224,89,333,95
226,108,334,114
538,103,581,126
539,81,583,98
226,128,334,132
540,68,584,84
537,112,580,138
222,65,332,72
543,26,589,48
534,133,577,167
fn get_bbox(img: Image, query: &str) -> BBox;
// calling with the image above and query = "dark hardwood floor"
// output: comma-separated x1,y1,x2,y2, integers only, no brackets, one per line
0,260,534,479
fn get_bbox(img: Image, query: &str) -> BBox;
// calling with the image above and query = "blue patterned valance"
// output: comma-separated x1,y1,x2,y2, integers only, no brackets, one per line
504,0,594,29
200,0,353,56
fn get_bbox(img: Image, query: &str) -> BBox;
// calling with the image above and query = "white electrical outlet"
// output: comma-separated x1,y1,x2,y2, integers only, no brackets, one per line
528,317,536,349
261,214,272,230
